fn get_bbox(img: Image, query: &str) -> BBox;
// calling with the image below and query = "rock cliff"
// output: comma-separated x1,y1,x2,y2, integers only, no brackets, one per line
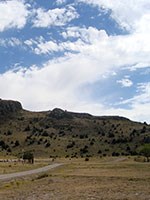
0,99,22,116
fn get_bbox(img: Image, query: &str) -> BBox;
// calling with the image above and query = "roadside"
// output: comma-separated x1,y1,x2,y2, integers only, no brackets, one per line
0,163,63,181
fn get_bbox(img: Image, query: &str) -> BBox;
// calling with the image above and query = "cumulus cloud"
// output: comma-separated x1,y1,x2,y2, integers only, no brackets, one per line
25,25,150,68
1,38,124,112
0,0,29,32
0,62,149,123
0,56,103,111
62,26,107,43
32,5,79,28
23,27,107,54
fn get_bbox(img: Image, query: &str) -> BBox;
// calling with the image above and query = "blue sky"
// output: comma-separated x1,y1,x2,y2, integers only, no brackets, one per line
0,0,150,123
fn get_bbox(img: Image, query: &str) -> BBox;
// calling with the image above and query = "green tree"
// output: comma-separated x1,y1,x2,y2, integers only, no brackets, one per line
23,151,34,164
139,144,150,162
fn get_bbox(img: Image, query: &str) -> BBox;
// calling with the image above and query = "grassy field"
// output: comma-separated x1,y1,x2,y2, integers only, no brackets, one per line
0,157,149,200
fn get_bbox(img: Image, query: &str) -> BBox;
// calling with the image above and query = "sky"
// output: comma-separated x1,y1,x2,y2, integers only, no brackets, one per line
0,0,150,123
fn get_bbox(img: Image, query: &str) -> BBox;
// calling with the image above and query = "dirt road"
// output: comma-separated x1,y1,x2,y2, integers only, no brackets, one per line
0,163,62,181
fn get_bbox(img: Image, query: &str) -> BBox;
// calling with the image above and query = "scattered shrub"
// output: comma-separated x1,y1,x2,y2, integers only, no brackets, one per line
36,173,49,180
45,142,51,148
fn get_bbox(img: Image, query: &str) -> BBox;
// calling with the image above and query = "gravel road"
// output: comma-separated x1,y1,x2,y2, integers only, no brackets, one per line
0,163,62,181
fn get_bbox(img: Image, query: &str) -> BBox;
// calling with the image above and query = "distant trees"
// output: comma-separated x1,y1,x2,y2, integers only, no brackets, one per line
139,144,150,162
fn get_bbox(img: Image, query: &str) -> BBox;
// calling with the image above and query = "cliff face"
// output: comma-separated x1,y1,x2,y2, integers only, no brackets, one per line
49,108,93,119
49,108,73,119
0,99,22,116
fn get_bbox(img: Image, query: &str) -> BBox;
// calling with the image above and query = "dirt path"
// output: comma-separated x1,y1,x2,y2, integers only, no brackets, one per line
0,163,62,181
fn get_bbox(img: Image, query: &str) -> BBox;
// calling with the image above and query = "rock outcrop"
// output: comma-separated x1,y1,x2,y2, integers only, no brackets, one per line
49,108,94,119
49,108,73,119
0,99,22,117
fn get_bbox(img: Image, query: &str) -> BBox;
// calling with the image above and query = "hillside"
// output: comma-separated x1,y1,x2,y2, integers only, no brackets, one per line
0,99,150,158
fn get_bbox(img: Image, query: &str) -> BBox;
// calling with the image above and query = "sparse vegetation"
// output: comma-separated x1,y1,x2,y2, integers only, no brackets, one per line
35,173,49,180
0,99,149,158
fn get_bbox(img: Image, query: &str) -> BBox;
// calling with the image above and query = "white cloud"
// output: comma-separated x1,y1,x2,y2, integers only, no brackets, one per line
135,83,150,104
0,48,116,112
110,82,150,122
117,78,133,87
56,0,67,5
129,63,150,71
0,58,150,123
27,25,150,68
34,41,60,54
0,38,22,47
78,0,150,32
32,5,79,28
24,27,106,54
62,26,107,43
30,38,86,55
0,0,29,32
24,39,34,47
105,103,150,123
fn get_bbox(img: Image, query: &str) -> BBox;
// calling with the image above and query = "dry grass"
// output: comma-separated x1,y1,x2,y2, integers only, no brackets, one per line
0,157,149,200
0,158,52,174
